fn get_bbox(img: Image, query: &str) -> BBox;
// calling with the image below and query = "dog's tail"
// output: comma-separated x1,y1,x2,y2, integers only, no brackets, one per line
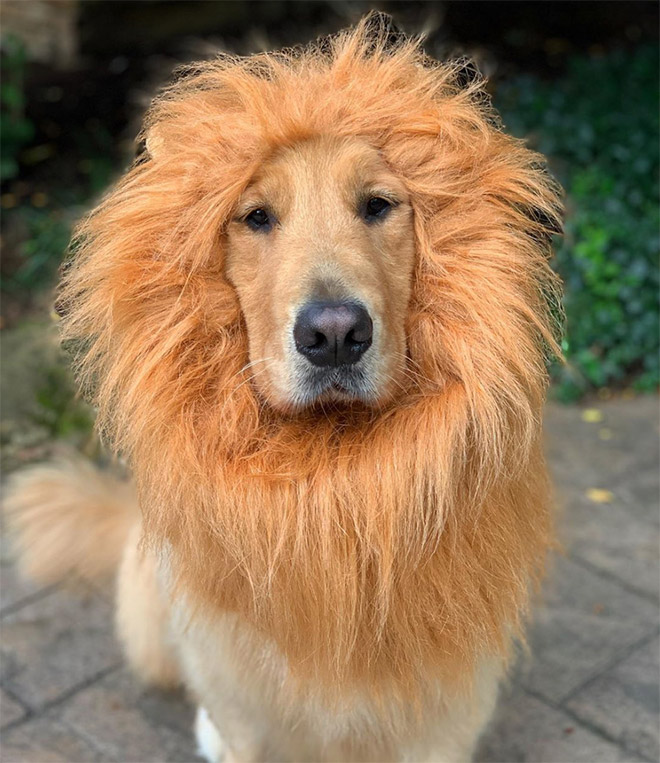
4,457,138,584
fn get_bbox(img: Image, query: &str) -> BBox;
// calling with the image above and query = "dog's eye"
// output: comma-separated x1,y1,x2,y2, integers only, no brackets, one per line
363,196,393,223
245,208,272,232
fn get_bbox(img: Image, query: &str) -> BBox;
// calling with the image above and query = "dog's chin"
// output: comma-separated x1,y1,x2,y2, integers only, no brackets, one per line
298,368,378,411
266,365,386,414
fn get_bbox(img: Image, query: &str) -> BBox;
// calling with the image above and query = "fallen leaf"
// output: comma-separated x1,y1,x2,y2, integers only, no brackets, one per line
586,488,614,504
581,408,603,423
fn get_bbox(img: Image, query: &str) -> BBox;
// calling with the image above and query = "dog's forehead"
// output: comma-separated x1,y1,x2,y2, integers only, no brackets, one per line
249,138,389,191
242,136,406,209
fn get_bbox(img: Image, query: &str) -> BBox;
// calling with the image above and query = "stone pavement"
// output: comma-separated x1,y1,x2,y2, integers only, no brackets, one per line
1,396,658,763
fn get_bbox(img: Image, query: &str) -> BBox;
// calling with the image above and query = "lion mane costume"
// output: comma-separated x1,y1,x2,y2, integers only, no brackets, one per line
7,16,562,762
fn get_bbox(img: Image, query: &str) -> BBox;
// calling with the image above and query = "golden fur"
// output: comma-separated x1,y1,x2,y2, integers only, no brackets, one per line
224,134,416,410
6,16,562,761
5,457,135,583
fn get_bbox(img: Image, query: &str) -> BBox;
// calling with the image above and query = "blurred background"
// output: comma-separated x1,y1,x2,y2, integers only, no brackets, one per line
1,0,658,469
1,4,659,762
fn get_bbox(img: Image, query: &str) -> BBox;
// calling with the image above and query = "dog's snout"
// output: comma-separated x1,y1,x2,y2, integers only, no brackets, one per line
294,301,373,367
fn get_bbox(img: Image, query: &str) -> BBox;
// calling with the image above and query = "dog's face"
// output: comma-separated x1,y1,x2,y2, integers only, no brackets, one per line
225,136,415,411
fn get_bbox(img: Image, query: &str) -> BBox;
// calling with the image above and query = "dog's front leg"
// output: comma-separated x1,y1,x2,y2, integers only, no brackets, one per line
172,604,274,763
399,661,503,763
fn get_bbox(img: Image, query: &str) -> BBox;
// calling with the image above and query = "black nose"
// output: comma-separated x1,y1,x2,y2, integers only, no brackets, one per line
293,301,373,367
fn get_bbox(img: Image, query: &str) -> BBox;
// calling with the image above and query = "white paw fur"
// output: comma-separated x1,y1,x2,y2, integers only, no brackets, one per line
195,705,226,763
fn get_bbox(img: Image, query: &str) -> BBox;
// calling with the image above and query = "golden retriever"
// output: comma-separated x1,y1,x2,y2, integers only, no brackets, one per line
6,16,562,762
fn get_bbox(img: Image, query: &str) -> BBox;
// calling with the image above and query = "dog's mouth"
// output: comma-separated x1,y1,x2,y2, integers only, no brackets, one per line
295,364,376,407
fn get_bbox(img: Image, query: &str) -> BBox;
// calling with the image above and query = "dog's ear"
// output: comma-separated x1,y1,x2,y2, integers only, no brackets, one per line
133,124,164,163
143,124,165,162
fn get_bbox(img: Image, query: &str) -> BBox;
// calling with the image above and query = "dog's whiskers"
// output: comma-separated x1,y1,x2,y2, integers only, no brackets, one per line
231,362,273,395
222,357,274,404
229,357,273,384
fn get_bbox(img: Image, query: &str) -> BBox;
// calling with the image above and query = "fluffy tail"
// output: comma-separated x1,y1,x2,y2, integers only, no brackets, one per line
3,457,138,584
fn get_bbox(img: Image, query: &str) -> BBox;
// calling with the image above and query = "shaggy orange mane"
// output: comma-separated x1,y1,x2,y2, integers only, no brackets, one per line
59,18,562,702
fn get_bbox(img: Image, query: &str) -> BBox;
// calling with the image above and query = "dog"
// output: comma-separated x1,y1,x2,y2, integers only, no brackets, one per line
6,16,563,762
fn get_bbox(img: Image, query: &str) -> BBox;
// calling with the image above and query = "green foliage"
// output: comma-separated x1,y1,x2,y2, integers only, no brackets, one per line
0,322,95,469
4,208,71,292
33,363,94,439
0,35,35,181
1,34,118,296
496,46,659,399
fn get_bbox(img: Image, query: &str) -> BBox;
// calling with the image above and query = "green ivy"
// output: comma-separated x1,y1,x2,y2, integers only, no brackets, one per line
5,208,72,292
496,46,659,400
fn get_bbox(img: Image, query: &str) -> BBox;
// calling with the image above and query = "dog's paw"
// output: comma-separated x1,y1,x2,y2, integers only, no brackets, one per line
195,706,226,763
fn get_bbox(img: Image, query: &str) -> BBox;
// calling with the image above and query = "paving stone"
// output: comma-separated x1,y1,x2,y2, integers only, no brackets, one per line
476,684,644,763
0,584,122,710
1,715,105,762
560,494,660,601
55,668,197,762
566,636,660,762
545,398,660,528
0,688,27,728
0,561,54,617
518,556,659,704
0,515,52,615
544,400,660,600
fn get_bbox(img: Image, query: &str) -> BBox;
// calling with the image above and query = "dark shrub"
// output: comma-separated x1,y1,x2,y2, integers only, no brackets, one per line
496,46,659,399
